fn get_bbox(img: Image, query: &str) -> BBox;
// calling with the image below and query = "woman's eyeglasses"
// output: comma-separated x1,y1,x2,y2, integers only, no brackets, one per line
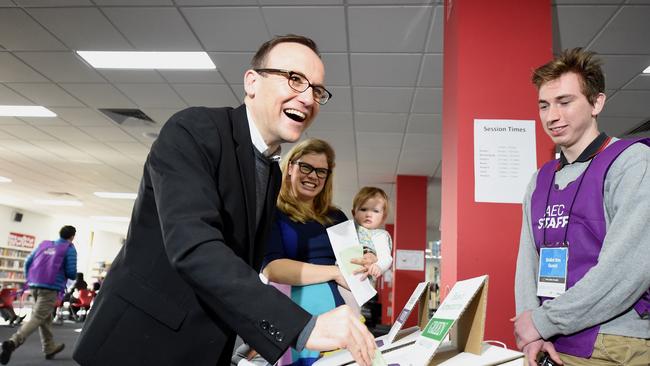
292,161,330,179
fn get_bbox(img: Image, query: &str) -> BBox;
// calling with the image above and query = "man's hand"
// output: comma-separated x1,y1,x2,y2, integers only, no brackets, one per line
306,305,376,366
511,310,542,349
522,340,563,366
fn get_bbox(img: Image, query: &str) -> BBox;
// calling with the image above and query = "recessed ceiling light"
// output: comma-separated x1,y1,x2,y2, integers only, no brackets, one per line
91,216,130,223
34,199,83,206
94,192,137,199
0,176,11,183
644,65,650,74
0,105,56,117
77,51,216,69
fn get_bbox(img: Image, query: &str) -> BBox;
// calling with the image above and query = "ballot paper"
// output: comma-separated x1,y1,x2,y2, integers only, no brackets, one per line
326,220,377,306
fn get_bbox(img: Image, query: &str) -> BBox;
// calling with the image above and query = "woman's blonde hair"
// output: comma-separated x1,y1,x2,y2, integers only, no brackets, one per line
278,138,337,225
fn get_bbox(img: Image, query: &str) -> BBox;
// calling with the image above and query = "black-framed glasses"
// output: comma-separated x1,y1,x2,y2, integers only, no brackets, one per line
292,161,330,179
254,68,332,105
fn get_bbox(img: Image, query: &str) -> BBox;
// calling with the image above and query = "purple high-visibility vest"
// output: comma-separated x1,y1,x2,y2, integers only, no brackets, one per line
531,138,650,358
26,240,71,288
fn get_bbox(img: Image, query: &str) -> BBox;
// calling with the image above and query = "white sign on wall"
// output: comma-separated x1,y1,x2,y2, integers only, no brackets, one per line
474,119,537,204
395,249,424,271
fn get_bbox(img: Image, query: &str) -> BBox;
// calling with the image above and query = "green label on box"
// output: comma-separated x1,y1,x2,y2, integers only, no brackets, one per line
421,318,454,341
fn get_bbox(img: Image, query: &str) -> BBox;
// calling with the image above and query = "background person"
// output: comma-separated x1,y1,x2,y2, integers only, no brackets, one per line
1,225,77,364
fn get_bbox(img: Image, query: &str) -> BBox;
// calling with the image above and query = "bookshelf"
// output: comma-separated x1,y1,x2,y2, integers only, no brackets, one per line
1,232,36,289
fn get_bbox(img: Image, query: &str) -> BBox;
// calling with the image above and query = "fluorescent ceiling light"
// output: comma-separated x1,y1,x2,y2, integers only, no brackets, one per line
34,199,83,206
0,105,56,117
94,192,137,200
644,65,650,74
0,176,11,183
77,51,216,69
91,216,130,223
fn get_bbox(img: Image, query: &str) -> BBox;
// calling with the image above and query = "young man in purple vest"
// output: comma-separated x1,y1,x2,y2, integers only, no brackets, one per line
513,48,650,366
0,225,78,364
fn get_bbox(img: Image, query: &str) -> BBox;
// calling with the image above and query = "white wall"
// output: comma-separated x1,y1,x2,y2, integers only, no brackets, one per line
0,204,124,283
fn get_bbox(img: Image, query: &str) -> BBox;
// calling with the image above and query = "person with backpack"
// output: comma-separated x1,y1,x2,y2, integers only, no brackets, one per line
0,225,78,364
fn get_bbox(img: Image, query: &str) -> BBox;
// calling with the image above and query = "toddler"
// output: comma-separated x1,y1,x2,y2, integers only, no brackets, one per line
352,187,393,280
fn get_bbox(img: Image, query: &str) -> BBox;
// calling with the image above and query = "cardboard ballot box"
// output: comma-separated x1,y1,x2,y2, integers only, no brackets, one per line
315,275,524,366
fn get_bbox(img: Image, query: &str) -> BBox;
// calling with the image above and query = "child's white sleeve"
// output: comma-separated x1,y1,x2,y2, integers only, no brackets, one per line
372,230,393,273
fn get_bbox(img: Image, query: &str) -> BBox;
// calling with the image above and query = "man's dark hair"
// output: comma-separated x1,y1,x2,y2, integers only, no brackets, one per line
59,225,76,240
532,47,605,106
251,34,320,69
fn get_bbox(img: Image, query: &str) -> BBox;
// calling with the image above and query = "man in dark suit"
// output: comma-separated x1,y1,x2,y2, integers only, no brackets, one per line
72,35,376,366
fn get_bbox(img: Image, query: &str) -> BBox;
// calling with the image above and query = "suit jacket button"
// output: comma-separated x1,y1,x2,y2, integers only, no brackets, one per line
268,324,277,335
275,331,284,342
259,320,269,330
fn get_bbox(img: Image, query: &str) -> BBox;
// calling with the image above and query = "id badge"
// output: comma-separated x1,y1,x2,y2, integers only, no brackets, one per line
536,247,568,298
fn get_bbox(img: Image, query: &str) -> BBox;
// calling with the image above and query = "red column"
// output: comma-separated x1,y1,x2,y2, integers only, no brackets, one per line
441,0,555,347
391,175,427,327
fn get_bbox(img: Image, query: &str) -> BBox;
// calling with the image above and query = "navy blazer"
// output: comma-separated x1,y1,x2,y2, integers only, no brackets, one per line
73,105,311,366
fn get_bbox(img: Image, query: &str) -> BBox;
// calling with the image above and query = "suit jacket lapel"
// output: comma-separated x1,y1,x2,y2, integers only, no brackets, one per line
230,105,256,263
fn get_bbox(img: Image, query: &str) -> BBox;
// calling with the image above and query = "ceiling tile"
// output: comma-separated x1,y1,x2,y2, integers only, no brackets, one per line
0,53,47,82
175,0,257,4
320,53,349,86
0,117,27,126
403,132,440,151
7,83,84,107
116,83,187,108
412,87,441,114
159,70,225,84
14,0,92,5
36,126,96,142
625,74,650,90
94,0,173,5
591,6,650,54
209,52,254,84
553,5,617,50
0,84,32,104
419,54,442,87
309,112,354,132
20,116,71,127
48,107,113,126
354,87,412,113
172,84,239,107
306,130,356,157
348,6,432,52
425,6,443,53
0,124,58,140
103,7,202,51
0,9,67,51
357,132,403,149
350,54,421,87
324,86,352,112
357,146,399,164
27,8,132,50
600,55,650,89
81,126,138,142
60,83,136,108
407,113,441,134
261,0,342,4
15,52,105,83
182,7,269,52
263,7,347,52
598,116,647,137
99,70,166,84
355,112,407,133
601,90,650,117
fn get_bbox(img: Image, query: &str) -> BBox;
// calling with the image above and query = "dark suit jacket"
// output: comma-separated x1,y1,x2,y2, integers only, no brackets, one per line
73,105,311,366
